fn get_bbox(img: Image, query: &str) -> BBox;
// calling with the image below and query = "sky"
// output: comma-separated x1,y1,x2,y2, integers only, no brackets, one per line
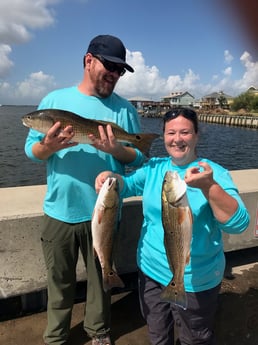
0,0,258,105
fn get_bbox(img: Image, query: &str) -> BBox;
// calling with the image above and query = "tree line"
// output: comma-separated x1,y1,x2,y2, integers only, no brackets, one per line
230,92,258,113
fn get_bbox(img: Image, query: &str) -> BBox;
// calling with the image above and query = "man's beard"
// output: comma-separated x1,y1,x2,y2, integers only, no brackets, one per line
91,73,116,98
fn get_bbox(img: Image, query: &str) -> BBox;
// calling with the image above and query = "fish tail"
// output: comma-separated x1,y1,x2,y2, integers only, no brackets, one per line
103,270,125,292
133,133,159,156
160,279,187,310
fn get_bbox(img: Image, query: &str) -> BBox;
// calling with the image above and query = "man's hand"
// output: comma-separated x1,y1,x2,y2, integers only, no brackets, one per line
88,124,137,163
88,124,122,154
32,122,78,160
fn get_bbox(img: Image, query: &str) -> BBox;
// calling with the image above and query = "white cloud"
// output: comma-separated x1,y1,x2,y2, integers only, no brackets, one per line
0,44,13,77
0,0,59,44
234,52,258,89
116,49,258,100
0,71,56,105
224,50,234,64
223,67,232,76
0,0,60,81
117,51,203,100
116,51,167,99
0,0,258,105
15,71,56,101
1,48,258,105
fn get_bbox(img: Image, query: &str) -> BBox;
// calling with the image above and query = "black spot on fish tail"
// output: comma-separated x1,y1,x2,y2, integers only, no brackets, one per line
102,270,125,292
133,133,160,157
160,279,188,310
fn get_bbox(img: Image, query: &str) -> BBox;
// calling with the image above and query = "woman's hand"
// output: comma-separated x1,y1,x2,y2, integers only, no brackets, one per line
184,161,216,191
95,171,124,194
185,161,238,223
95,171,114,194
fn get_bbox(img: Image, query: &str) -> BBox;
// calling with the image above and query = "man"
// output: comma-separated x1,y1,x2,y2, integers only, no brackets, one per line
24,34,145,345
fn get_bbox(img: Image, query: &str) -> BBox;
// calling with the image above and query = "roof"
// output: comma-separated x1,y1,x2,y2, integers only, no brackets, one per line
162,91,194,99
203,91,233,99
128,96,152,102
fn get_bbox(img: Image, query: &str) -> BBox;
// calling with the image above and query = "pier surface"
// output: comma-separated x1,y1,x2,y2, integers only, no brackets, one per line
1,248,258,345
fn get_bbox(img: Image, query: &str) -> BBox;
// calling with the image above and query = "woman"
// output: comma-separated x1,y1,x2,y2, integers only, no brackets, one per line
95,107,250,345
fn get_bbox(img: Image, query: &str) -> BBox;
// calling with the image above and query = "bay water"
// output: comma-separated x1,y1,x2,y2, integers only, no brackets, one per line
1,105,258,188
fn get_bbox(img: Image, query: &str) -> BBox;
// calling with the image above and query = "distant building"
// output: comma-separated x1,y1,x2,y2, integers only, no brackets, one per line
247,86,258,96
200,91,233,109
161,91,195,108
128,97,170,116
128,97,154,112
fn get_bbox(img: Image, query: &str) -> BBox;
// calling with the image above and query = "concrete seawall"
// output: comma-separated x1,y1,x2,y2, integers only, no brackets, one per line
198,113,258,128
1,169,258,300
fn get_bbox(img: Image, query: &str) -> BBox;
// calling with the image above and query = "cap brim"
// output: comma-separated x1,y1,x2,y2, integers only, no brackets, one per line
101,55,134,72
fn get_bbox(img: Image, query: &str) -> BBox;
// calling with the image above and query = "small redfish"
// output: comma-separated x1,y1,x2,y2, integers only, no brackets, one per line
92,177,124,292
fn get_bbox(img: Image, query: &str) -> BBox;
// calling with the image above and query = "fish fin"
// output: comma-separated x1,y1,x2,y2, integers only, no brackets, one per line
177,207,189,225
103,270,125,292
160,279,187,310
133,133,160,157
97,207,105,224
97,119,124,130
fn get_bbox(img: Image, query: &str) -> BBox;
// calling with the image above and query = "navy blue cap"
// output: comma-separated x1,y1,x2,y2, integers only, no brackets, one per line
87,35,134,72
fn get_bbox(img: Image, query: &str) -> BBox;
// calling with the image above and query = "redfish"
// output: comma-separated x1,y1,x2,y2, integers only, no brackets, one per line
161,171,192,310
92,177,124,292
22,109,159,156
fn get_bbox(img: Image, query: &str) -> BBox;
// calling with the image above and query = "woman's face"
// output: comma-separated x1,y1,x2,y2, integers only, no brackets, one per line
164,115,199,166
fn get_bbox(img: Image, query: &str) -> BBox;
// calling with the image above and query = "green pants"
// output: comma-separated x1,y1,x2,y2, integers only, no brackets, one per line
41,215,111,345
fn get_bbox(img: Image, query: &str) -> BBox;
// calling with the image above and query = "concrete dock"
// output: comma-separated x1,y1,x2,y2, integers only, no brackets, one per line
0,289,150,345
1,248,258,345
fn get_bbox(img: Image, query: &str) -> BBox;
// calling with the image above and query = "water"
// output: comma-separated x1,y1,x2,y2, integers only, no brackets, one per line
143,117,258,170
1,106,258,188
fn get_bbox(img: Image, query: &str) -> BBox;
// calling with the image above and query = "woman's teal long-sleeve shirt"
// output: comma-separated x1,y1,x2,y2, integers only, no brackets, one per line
120,156,250,292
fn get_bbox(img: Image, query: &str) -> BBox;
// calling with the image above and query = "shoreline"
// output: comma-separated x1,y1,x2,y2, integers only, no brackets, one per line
141,111,258,129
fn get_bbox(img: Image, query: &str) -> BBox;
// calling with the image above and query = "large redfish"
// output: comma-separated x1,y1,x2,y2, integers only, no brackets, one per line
92,177,124,292
22,109,159,156
161,171,192,310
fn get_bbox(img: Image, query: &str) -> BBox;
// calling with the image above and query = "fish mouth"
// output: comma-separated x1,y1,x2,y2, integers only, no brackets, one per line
106,177,117,189
22,119,29,127
108,178,113,186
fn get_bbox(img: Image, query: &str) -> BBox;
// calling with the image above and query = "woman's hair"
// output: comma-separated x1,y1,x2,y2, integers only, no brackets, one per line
163,107,199,133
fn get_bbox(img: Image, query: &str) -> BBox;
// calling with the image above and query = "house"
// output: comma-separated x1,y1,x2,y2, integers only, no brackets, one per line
247,86,258,96
128,97,170,116
128,97,153,112
200,91,233,109
161,91,195,108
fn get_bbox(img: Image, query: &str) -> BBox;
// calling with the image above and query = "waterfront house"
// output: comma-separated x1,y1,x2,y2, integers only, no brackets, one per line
247,86,258,96
161,91,195,107
129,97,170,116
128,97,153,113
200,91,233,109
